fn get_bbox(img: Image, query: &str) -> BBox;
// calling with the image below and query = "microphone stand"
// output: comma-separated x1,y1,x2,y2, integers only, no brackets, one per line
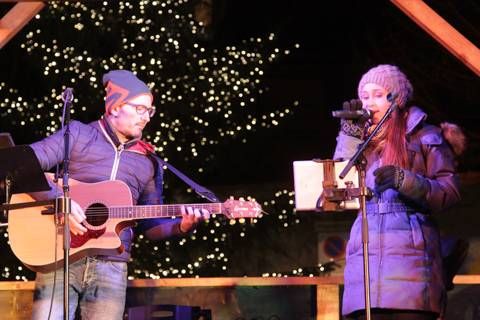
339,94,398,320
0,177,12,228
60,88,73,320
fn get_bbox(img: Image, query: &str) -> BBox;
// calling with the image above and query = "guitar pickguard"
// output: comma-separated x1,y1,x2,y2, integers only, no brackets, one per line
70,227,107,248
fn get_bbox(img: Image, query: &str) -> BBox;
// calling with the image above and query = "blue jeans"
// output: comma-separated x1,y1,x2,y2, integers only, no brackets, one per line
31,257,128,320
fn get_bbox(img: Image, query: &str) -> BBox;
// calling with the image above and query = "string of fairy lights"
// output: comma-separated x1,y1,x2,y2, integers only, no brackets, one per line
0,0,334,280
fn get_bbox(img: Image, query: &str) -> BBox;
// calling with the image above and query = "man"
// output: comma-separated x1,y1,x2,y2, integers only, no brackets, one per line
30,70,207,319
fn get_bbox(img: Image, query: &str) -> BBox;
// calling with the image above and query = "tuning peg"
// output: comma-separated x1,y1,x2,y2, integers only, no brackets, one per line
229,196,234,200
239,197,245,201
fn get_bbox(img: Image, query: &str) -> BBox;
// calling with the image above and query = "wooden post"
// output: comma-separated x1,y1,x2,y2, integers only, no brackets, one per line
0,2,45,49
317,284,340,320
391,0,480,76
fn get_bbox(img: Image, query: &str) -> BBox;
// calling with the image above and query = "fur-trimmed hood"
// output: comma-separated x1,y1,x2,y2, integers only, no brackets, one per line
407,106,466,157
441,122,466,157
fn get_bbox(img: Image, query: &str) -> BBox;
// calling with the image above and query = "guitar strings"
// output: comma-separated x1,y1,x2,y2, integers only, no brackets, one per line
53,203,262,218
58,210,260,218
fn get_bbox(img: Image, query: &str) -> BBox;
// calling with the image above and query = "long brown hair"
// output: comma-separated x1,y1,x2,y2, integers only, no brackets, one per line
369,108,409,168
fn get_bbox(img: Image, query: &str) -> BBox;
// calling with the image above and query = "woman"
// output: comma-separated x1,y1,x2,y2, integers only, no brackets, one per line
334,64,463,319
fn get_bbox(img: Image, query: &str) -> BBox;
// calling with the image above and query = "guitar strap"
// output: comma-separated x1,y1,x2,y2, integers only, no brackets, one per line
147,153,220,203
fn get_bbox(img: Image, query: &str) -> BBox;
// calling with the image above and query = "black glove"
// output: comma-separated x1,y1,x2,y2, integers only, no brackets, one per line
340,99,368,139
373,165,405,193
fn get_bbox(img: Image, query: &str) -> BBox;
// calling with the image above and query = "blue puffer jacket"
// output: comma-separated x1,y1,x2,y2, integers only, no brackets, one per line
30,118,182,262
334,107,461,316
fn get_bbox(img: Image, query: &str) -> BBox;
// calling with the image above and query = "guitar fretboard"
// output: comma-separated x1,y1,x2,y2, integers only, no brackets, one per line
108,203,223,219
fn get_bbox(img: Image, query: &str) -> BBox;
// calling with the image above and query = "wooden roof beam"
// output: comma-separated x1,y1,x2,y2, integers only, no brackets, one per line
0,2,45,49
391,0,480,76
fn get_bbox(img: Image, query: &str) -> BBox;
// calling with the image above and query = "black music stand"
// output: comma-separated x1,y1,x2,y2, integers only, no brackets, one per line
0,145,51,216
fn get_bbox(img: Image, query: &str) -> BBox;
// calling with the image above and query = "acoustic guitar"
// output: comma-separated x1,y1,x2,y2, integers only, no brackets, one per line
8,178,261,272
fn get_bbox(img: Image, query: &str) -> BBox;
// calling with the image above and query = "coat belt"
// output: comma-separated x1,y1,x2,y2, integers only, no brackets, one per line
365,202,415,214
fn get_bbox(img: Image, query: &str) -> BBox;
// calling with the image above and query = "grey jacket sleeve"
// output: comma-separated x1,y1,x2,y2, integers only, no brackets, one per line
136,160,185,241
28,121,82,200
30,120,82,171
333,132,363,160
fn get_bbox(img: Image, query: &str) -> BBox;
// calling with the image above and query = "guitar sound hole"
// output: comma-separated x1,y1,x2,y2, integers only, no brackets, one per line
85,203,109,227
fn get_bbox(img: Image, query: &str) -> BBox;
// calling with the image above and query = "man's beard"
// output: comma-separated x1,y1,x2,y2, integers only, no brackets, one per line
121,126,142,141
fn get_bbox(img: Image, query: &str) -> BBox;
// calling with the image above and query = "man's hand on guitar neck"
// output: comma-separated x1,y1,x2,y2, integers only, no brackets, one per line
179,206,210,233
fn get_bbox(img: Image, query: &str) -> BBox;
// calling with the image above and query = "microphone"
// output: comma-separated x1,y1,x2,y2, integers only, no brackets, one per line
332,108,371,121
61,88,74,103
61,87,74,127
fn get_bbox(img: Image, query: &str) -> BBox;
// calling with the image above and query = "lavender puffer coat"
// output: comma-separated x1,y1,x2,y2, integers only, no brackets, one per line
334,107,461,316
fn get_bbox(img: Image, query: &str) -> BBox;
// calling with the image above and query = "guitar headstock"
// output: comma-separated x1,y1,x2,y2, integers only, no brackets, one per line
222,198,262,219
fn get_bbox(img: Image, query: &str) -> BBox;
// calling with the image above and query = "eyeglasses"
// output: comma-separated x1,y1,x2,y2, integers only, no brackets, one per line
124,102,156,117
